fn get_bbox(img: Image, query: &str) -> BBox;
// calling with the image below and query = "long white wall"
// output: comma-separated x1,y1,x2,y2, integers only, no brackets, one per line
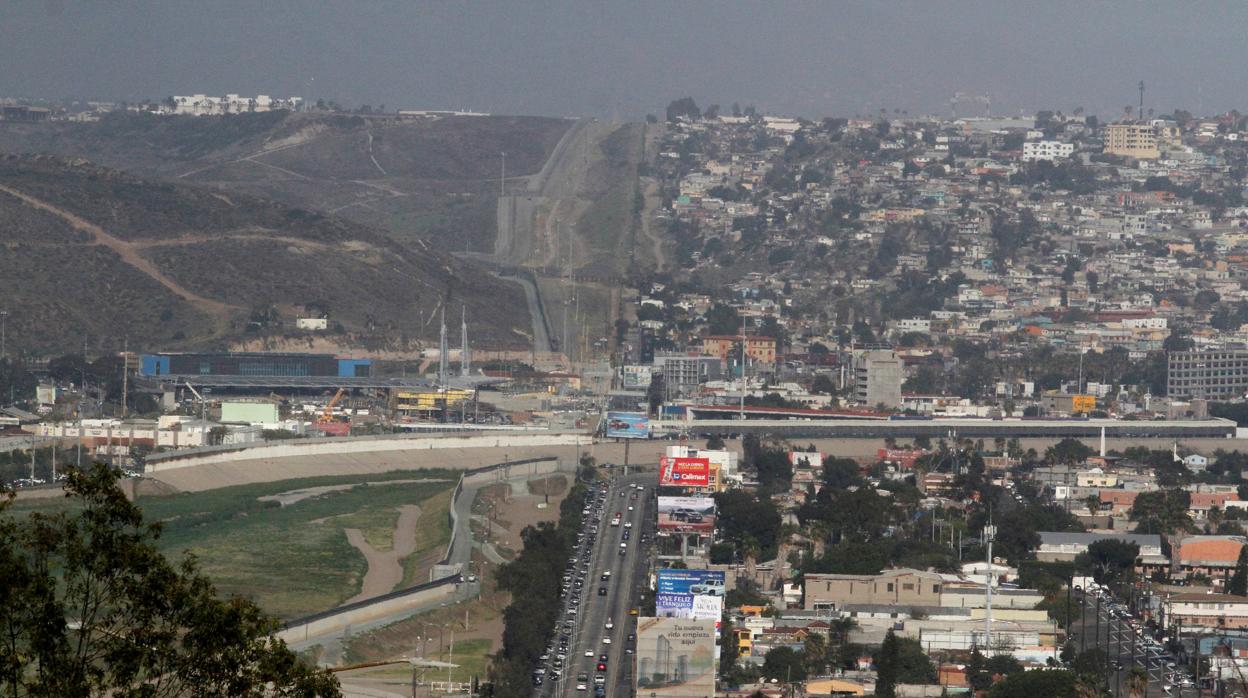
145,432,587,473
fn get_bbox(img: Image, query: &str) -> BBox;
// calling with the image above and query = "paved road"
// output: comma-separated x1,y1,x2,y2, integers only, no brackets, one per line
537,473,654,698
1073,589,1195,696
502,271,554,354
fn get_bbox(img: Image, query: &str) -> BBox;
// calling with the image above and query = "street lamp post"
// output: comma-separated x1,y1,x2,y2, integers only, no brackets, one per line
0,309,8,359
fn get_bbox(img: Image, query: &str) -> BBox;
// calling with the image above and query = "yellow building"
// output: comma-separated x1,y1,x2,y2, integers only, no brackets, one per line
1104,123,1160,159
394,389,472,418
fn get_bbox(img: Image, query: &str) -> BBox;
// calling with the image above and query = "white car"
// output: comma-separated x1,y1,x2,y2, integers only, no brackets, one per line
585,649,594,657
601,637,612,645
624,521,633,528
605,619,614,629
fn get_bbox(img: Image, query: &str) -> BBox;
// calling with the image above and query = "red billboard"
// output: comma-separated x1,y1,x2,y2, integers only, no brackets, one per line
659,456,711,487
876,448,930,470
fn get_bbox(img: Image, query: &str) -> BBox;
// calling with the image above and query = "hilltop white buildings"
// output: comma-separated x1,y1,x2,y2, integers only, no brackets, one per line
171,94,302,116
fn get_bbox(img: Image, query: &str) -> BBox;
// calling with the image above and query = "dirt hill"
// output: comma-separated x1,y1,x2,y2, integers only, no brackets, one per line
0,111,572,254
0,154,532,355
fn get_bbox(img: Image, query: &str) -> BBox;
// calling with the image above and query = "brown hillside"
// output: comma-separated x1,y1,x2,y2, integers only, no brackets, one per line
0,154,531,355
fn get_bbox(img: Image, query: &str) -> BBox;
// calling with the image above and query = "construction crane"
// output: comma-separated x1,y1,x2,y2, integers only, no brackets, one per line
319,388,346,424
184,380,208,422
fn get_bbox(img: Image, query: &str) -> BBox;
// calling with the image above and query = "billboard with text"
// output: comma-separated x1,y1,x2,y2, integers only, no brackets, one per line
605,411,650,439
635,617,717,697
659,456,710,487
657,569,726,596
657,497,716,533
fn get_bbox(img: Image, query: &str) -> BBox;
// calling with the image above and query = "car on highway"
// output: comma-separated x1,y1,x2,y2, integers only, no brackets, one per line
627,505,635,511
605,618,614,629
594,674,606,685
624,520,633,528
601,571,611,580
576,673,589,691
598,586,607,596
584,649,594,657
601,637,611,644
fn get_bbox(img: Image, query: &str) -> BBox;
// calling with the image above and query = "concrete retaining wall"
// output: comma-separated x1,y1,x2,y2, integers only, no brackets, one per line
276,576,462,646
275,455,575,645
145,432,585,473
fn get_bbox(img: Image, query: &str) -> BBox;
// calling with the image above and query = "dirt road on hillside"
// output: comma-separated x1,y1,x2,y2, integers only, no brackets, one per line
0,184,237,325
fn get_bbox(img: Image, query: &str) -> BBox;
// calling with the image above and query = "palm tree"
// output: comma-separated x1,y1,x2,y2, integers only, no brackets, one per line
1126,667,1148,698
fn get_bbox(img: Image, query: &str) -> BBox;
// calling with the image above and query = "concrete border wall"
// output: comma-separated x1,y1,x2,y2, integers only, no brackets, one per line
145,432,585,473
275,455,575,645
276,575,463,646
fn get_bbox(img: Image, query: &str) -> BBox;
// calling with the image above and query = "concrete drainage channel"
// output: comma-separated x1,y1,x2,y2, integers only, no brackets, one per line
277,456,574,661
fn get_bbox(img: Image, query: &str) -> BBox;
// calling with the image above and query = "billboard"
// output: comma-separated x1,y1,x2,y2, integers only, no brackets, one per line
657,570,726,596
1072,394,1096,413
657,497,716,533
635,617,717,697
659,456,711,487
655,593,724,620
622,365,653,390
788,451,824,468
656,592,694,618
877,448,931,470
605,411,650,439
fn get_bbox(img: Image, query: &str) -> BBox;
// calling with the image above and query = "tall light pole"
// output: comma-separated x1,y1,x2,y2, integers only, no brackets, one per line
984,524,996,652
0,309,8,359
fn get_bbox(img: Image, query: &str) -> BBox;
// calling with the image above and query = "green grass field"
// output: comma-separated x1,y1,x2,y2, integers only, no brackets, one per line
10,470,458,620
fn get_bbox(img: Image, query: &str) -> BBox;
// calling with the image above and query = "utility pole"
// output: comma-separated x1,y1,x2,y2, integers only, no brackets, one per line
499,152,506,197
121,337,128,419
460,306,470,377
0,309,7,358
739,315,747,420
984,523,996,651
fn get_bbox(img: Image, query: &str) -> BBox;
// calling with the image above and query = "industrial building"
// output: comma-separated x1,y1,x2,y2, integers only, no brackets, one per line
140,352,372,380
851,349,903,409
1167,349,1248,400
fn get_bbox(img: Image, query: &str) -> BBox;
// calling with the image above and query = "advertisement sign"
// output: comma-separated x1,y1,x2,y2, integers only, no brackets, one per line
691,595,724,620
655,592,694,618
659,456,711,487
877,448,931,471
656,570,726,596
622,365,653,390
656,593,724,620
657,497,717,533
635,617,717,697
605,411,650,439
1072,394,1096,413
788,451,824,468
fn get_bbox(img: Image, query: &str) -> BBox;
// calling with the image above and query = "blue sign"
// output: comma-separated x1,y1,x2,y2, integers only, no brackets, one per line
656,570,726,596
604,411,649,439
655,593,694,618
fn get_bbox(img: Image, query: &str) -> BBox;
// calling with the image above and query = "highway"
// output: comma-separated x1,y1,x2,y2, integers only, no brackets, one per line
1073,587,1196,696
536,472,654,698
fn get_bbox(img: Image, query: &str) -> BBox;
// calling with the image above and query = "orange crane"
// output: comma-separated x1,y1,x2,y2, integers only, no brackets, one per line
318,388,346,424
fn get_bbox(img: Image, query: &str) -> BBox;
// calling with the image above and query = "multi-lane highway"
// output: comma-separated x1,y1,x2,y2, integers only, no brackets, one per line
535,473,654,698
1073,585,1199,696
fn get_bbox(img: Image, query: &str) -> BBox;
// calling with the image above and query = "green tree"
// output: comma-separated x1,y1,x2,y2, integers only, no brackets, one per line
719,616,741,678
1130,489,1193,534
1229,545,1248,596
705,303,741,336
761,646,806,683
802,632,828,676
0,463,340,696
987,668,1080,697
873,630,934,698
1075,539,1139,588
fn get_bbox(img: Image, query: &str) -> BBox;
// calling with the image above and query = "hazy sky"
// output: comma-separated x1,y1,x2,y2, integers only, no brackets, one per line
3,1,1248,120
